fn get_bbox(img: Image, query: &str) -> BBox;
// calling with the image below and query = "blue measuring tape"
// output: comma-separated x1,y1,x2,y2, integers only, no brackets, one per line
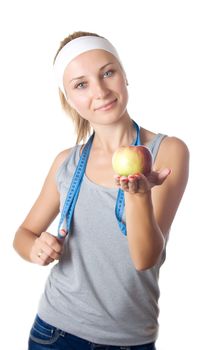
57,120,141,238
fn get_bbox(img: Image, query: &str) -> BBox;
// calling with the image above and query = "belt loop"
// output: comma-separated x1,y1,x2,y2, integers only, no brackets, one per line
59,329,65,337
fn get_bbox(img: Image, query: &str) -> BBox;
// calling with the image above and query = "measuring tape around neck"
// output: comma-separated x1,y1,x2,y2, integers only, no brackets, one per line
57,120,141,238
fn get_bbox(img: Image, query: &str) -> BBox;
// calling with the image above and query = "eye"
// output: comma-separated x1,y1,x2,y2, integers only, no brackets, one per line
103,70,114,78
74,82,87,89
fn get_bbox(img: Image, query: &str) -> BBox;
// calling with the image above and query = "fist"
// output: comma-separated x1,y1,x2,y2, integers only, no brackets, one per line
30,231,66,266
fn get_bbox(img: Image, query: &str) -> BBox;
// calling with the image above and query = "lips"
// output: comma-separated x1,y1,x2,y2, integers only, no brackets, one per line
95,99,117,111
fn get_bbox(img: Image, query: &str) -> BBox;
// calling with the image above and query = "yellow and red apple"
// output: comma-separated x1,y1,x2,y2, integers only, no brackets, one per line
112,146,152,176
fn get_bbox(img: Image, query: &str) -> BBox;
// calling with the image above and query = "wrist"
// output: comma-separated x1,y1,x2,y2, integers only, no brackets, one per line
124,189,152,200
125,190,153,211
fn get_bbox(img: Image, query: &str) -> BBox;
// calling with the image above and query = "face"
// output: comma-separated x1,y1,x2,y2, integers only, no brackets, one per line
63,49,128,126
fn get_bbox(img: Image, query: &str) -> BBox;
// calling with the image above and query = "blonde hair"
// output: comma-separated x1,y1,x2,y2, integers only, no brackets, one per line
54,31,102,144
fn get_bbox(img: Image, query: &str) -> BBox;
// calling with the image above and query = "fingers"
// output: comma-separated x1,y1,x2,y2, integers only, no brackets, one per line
114,169,171,193
120,176,130,192
126,175,139,193
36,249,55,266
114,174,121,187
114,174,141,193
30,231,65,266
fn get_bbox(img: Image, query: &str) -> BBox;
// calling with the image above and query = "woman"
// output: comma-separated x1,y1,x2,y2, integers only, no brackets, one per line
13,31,189,350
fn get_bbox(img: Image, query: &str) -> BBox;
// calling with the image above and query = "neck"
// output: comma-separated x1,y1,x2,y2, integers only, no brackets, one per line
91,115,136,153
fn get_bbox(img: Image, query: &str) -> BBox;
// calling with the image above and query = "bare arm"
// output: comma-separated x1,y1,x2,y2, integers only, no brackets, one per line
13,149,71,265
115,137,189,271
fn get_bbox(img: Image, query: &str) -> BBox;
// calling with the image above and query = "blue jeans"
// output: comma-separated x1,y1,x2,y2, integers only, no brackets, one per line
28,315,156,350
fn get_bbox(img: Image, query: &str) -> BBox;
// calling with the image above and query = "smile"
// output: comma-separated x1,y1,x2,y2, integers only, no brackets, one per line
95,99,117,111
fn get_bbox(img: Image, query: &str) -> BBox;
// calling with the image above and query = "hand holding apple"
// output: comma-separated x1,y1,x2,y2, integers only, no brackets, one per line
112,146,171,194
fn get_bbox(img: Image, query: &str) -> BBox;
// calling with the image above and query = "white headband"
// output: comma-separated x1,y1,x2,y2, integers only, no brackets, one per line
53,36,121,96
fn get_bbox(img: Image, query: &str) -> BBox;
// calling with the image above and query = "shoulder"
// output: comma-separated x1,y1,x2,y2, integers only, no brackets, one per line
140,126,189,164
155,136,190,191
156,136,189,166
141,126,189,152
141,126,189,180
49,147,74,176
54,148,73,165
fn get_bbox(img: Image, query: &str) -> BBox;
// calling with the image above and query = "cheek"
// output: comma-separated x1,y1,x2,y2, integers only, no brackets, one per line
68,94,89,112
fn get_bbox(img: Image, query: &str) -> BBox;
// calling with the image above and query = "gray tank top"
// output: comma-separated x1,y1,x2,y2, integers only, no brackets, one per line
38,132,167,346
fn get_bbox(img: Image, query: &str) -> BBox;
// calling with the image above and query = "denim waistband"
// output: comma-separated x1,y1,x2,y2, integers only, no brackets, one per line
30,315,156,350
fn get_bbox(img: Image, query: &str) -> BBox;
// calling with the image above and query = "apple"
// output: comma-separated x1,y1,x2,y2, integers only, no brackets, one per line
112,145,152,176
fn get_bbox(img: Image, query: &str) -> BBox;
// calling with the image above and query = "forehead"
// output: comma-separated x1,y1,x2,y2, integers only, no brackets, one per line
64,49,118,76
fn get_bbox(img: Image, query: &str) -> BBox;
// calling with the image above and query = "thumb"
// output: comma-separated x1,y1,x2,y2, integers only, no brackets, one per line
157,168,172,185
57,229,67,243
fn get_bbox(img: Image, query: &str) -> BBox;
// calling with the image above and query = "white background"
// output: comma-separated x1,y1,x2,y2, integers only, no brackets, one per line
0,1,218,349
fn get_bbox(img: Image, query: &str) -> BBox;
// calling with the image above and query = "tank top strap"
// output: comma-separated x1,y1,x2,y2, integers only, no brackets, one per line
147,133,167,162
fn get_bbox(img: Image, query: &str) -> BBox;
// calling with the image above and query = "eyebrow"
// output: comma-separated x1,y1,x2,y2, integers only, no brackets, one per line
69,62,114,83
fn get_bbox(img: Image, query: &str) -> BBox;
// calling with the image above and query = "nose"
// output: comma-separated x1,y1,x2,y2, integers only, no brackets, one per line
91,79,110,99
